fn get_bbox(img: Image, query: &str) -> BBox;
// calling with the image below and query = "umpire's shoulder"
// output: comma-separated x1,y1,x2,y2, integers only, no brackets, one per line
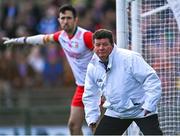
90,54,97,64
88,54,99,68
118,48,141,58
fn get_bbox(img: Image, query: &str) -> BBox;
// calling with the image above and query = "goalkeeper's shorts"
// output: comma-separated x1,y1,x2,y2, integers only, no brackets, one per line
71,85,105,107
71,85,84,107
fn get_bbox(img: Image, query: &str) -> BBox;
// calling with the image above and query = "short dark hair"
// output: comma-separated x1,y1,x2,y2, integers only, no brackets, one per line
93,29,114,45
59,4,77,18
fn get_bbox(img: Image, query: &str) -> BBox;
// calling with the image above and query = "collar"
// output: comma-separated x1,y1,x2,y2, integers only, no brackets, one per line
65,26,78,39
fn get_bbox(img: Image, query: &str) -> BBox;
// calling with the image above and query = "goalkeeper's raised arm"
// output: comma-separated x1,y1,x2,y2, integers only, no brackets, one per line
3,34,54,45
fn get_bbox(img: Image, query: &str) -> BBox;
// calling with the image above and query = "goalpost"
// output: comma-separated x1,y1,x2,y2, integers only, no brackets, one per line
116,0,180,135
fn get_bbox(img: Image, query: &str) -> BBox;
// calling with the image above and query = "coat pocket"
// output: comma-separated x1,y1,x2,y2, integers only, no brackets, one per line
111,99,135,113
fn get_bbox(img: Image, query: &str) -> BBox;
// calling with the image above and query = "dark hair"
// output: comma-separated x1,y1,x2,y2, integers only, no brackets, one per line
93,29,114,45
59,4,77,18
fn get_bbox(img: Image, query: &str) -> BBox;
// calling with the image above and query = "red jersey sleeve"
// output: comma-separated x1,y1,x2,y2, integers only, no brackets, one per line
83,31,94,50
53,31,61,43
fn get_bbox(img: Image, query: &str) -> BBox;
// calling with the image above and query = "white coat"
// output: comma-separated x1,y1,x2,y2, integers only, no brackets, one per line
82,45,162,126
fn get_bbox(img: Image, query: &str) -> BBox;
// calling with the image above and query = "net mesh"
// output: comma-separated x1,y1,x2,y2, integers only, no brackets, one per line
127,0,180,135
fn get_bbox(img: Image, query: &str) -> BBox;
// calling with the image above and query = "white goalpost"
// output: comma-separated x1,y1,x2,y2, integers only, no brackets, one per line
116,0,180,135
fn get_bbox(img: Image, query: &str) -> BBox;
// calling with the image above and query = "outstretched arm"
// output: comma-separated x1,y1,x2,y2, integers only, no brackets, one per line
2,34,55,45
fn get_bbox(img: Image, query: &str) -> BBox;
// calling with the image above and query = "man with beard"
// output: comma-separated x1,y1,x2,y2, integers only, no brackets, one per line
3,4,94,135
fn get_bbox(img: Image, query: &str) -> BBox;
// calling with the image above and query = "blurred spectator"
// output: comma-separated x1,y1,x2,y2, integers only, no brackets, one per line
78,9,94,31
42,44,64,87
15,0,41,35
0,30,7,49
27,46,45,87
91,0,106,29
0,49,19,86
1,0,18,37
15,25,30,37
37,4,59,34
71,0,87,12
0,49,18,108
14,51,36,89
28,46,45,74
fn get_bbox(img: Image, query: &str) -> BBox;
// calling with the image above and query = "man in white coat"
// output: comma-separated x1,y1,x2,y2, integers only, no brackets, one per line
82,29,163,135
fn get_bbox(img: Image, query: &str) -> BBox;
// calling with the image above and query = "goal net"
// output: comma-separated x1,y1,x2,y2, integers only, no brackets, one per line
127,0,180,135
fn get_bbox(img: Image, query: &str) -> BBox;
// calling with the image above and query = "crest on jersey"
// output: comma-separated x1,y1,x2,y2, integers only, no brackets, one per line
71,41,78,48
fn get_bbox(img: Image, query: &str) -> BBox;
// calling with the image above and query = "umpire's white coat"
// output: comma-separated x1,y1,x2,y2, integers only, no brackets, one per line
82,45,162,126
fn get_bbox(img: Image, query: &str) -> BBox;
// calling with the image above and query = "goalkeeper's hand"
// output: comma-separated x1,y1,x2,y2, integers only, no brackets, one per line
2,37,26,45
2,37,15,45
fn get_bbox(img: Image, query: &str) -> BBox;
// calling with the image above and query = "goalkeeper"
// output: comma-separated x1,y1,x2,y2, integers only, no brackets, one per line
3,4,94,135
82,29,163,135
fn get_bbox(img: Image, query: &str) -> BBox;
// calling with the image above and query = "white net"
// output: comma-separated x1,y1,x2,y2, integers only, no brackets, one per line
127,0,180,135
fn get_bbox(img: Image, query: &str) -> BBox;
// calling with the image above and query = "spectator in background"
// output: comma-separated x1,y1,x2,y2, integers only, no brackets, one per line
37,4,59,34
19,0,41,35
78,9,94,32
27,46,45,88
0,30,7,48
91,0,106,30
42,44,64,87
14,51,35,89
0,49,18,108
0,0,18,37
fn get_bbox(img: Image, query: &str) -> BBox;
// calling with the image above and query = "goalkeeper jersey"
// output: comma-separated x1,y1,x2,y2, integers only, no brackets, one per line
53,26,94,86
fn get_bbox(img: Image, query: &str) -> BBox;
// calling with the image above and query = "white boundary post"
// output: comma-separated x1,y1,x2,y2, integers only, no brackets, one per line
131,0,142,54
116,0,128,49
127,0,142,135
116,0,140,135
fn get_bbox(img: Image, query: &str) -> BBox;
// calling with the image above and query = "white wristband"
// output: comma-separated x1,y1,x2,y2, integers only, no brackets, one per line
15,37,26,44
